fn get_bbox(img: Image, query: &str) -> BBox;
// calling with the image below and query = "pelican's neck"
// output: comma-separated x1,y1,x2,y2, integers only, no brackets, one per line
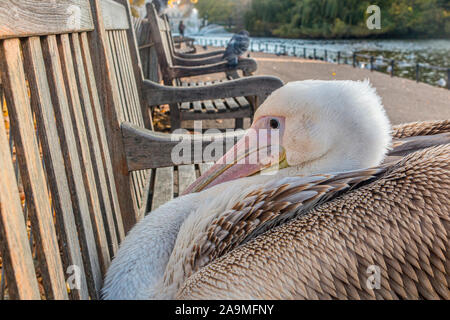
102,194,199,300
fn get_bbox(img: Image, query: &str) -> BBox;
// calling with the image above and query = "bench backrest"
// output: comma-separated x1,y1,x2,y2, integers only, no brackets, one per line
133,17,160,83
144,3,176,83
0,0,151,300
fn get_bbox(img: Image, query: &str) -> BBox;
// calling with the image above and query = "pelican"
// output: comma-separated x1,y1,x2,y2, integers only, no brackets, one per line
102,80,450,300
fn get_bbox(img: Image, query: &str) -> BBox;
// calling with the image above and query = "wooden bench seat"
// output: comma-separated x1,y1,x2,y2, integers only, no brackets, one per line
150,163,213,210
179,81,252,119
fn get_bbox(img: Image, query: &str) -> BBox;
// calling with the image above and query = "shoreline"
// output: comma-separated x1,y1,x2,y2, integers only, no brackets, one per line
183,47,450,127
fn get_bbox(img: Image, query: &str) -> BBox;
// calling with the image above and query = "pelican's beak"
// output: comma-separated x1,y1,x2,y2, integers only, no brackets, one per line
182,117,288,195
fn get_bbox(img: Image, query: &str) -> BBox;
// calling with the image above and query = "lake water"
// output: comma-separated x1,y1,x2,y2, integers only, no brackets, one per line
192,34,450,88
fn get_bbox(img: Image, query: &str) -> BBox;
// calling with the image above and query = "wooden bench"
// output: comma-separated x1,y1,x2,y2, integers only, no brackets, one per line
136,3,278,131
172,34,196,54
145,3,257,83
166,17,196,54
0,0,282,300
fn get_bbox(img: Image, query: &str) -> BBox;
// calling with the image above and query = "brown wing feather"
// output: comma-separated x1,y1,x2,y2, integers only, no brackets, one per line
178,143,450,300
187,167,388,276
392,120,450,139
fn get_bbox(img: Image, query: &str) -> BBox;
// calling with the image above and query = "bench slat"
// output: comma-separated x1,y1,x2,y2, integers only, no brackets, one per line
79,32,125,242
59,34,111,273
0,100,40,300
119,31,144,127
0,0,94,40
107,31,143,205
22,36,90,299
113,31,139,125
116,30,149,202
224,97,240,111
105,32,144,207
180,82,191,110
91,0,141,232
213,99,227,113
234,96,250,108
71,33,119,256
151,167,174,211
42,35,103,297
111,31,145,202
0,38,68,299
178,165,197,195
203,82,216,113
112,30,149,210
101,0,129,31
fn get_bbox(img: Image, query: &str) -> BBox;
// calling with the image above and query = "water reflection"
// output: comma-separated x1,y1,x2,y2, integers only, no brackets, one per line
194,34,450,87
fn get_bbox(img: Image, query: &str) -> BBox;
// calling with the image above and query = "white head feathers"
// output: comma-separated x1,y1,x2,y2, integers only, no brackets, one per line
255,80,392,176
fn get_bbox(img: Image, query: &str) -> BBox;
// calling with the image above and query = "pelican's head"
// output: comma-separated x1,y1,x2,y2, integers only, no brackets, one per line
184,80,391,194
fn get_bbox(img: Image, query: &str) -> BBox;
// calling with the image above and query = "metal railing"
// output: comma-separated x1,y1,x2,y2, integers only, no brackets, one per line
195,37,450,90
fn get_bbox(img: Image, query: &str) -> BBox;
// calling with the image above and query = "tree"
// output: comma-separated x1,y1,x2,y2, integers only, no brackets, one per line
241,0,449,38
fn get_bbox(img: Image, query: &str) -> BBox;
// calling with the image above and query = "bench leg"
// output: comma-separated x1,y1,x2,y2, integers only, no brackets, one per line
235,118,244,129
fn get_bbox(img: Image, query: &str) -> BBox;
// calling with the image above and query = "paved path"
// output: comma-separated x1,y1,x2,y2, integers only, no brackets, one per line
188,48,449,126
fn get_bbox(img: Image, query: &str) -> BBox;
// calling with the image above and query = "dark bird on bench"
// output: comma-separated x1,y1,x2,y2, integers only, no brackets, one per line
222,30,250,67
102,80,450,300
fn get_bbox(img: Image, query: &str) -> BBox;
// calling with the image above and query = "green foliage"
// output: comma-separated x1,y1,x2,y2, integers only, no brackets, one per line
196,0,237,23
242,0,449,38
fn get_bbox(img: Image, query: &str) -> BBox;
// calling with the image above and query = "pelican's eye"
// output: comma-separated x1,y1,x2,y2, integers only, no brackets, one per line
269,118,280,129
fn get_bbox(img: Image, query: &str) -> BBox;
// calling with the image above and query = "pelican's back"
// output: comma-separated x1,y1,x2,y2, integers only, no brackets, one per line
177,121,450,299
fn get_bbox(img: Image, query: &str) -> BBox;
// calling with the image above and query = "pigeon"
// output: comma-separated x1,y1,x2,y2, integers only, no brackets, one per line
222,30,250,67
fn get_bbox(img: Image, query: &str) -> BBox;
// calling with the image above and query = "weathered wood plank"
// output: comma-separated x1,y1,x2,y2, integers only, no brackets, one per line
22,36,89,299
107,31,144,206
114,31,139,124
42,35,102,298
225,96,240,111
71,33,119,256
58,34,111,273
121,122,243,170
151,167,174,210
178,165,197,195
0,39,68,300
234,96,251,108
193,101,203,113
203,82,216,114
146,3,172,84
113,31,145,201
139,171,152,219
107,32,130,122
79,32,125,242
143,76,283,107
213,99,227,113
89,0,139,233
0,101,40,300
182,107,251,121
101,0,129,30
115,1,150,130
180,82,191,110
0,0,94,40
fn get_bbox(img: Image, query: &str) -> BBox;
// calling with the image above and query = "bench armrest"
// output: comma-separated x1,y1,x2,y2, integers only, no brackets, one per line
175,49,225,59
170,58,257,78
143,75,284,106
121,122,245,170
173,36,195,44
172,55,224,66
